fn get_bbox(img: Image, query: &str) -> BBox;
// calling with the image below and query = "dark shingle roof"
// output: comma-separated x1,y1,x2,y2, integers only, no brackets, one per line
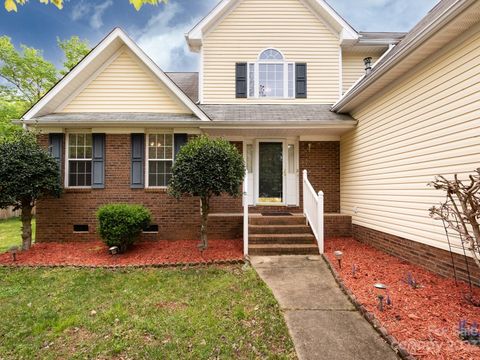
32,112,200,123
165,72,199,103
199,104,354,121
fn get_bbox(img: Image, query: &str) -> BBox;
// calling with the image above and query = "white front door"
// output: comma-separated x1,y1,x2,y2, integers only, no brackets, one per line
244,138,298,206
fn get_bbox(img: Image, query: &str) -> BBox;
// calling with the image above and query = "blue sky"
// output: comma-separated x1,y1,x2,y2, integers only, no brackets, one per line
0,0,439,72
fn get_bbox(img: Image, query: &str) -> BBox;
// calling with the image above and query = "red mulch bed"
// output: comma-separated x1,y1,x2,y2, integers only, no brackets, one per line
0,240,243,267
325,238,480,360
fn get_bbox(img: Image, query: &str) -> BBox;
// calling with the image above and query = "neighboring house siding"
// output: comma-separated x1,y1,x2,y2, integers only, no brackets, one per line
202,0,340,104
61,49,191,113
342,53,379,93
340,23,480,254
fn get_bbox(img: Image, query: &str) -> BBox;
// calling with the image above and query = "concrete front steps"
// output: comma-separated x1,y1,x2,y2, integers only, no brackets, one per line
248,214,319,255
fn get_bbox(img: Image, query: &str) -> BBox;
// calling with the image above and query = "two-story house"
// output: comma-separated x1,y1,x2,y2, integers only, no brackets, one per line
21,0,480,282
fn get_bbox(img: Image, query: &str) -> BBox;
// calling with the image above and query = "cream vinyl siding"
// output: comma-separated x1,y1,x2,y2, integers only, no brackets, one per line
340,23,480,255
61,49,191,114
202,0,340,104
342,53,379,93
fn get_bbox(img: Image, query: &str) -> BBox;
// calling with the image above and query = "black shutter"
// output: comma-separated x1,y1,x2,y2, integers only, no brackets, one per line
235,63,247,98
131,134,145,189
91,133,105,189
174,134,188,159
48,133,63,166
295,63,307,98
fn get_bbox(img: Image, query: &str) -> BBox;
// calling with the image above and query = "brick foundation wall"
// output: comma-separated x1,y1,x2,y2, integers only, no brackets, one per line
353,224,480,287
36,135,341,242
325,214,352,238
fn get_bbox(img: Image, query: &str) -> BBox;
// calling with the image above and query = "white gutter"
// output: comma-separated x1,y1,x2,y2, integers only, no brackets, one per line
20,119,357,128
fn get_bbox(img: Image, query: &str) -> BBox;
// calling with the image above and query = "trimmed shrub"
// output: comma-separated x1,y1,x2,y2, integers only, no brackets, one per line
96,204,151,252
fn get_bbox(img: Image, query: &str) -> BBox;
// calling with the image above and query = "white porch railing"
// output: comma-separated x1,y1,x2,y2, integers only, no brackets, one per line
243,170,249,256
302,170,324,254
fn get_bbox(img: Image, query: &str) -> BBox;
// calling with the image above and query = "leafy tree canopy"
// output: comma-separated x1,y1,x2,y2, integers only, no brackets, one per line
4,0,167,12
57,36,90,76
0,35,90,137
0,130,62,249
169,136,245,250
169,136,246,200
0,35,58,105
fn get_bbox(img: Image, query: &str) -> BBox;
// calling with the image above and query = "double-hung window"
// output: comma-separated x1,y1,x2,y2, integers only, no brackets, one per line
147,133,174,187
248,49,295,99
67,133,93,187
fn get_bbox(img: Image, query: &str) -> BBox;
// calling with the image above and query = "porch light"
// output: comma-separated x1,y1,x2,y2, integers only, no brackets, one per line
109,246,119,255
334,250,343,268
9,246,19,261
374,283,387,311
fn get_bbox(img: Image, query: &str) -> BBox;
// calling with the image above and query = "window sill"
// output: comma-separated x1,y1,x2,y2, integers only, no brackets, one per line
145,187,168,193
246,97,296,101
65,188,92,193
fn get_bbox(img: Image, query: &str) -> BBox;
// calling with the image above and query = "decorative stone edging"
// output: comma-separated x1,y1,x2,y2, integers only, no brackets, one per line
0,258,245,270
322,254,415,360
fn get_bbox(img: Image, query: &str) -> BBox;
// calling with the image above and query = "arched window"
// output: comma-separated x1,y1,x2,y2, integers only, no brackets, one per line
248,49,295,98
258,49,283,61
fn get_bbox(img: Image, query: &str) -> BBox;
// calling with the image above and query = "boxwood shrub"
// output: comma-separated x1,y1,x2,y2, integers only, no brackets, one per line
96,204,151,252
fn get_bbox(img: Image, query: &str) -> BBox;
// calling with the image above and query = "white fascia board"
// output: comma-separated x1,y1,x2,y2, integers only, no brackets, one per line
24,28,210,122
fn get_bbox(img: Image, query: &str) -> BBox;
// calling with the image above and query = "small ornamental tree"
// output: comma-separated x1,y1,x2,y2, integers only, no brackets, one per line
429,169,480,269
169,136,245,250
0,131,62,250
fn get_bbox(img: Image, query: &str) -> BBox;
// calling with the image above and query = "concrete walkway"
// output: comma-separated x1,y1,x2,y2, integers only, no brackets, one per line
251,255,399,360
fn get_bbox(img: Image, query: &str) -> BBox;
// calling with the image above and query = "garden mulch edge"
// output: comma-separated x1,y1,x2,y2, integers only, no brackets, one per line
322,254,415,360
0,258,245,270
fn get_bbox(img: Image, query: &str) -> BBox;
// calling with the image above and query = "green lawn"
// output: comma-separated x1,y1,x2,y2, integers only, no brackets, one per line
0,217,35,253
0,265,296,359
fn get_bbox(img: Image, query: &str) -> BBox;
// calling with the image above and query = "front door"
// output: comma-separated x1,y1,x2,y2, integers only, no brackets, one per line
257,141,284,204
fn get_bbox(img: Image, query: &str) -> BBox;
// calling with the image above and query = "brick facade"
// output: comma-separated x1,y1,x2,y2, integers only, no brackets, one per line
36,136,341,242
353,224,480,287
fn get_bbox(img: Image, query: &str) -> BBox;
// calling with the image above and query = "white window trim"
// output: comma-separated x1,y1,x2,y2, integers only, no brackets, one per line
65,132,93,189
145,132,175,189
247,49,295,99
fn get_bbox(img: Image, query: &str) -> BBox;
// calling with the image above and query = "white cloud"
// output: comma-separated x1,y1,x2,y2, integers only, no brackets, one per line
328,0,439,32
135,0,217,71
70,0,113,30
71,1,90,21
90,0,113,30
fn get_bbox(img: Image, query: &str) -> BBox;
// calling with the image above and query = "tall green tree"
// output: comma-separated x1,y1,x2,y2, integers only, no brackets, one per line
0,36,57,105
0,131,62,250
4,0,167,12
169,136,245,250
57,36,90,76
0,86,27,138
0,35,91,137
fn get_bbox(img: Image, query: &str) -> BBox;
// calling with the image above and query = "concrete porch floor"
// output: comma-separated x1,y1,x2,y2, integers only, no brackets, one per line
251,255,399,360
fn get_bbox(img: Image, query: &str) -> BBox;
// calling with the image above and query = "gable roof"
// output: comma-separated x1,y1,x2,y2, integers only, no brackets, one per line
332,0,480,113
185,0,359,51
23,28,209,121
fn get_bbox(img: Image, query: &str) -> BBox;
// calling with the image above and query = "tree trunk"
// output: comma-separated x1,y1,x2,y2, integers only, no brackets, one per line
199,196,210,250
21,203,33,251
